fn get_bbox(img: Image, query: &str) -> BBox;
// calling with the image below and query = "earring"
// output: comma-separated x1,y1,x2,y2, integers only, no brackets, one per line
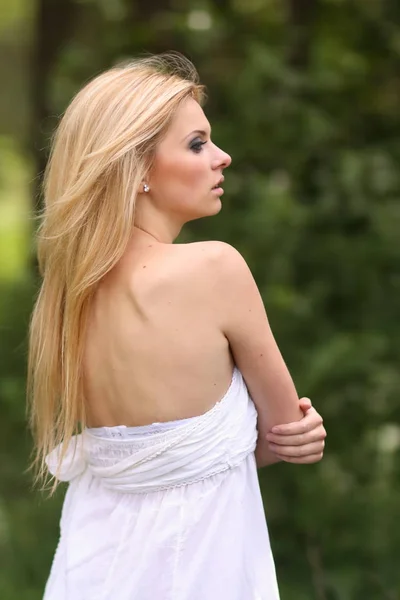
143,183,150,193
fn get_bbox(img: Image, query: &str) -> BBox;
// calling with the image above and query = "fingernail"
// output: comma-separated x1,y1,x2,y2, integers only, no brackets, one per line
271,427,280,434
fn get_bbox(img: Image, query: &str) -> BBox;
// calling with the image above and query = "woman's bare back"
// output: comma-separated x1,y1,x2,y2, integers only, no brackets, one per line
83,239,234,428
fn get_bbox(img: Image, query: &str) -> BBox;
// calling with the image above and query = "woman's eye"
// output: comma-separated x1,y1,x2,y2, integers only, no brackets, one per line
190,140,207,153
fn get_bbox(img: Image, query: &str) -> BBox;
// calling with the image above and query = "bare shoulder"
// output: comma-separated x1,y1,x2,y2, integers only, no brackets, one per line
125,240,250,313
186,240,243,263
189,241,255,298
164,241,257,327
168,240,253,304
130,241,245,312
173,240,249,279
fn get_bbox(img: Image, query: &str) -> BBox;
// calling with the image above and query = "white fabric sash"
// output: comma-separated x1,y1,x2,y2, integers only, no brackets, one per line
46,368,258,494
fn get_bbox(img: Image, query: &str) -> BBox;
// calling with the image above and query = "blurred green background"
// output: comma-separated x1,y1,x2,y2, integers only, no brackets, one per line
1,1,400,598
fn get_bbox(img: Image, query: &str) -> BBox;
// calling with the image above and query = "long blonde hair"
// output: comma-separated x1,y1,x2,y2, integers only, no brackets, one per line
27,53,205,489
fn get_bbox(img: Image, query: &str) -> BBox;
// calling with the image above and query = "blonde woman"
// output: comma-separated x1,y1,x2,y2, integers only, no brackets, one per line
28,54,326,600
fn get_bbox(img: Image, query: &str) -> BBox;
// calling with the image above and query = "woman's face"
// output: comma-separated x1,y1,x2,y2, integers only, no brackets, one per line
148,97,232,222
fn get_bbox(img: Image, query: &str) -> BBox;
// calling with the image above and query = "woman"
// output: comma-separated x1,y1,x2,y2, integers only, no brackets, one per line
28,54,326,600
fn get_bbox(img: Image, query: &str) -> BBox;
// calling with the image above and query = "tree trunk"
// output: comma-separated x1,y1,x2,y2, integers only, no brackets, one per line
30,0,77,215
124,0,185,54
286,0,317,70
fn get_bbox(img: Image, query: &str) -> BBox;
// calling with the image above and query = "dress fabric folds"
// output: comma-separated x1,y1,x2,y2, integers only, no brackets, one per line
44,368,280,600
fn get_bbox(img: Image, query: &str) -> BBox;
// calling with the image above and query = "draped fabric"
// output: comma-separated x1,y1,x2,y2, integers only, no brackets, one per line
43,368,280,600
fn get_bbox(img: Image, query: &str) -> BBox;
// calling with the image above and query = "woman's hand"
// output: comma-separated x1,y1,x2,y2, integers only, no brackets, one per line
265,398,326,464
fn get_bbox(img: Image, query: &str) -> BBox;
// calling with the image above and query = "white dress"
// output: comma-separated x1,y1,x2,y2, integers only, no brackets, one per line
44,368,280,600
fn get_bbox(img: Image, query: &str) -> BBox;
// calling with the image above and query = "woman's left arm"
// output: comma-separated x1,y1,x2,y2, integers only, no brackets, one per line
258,398,326,467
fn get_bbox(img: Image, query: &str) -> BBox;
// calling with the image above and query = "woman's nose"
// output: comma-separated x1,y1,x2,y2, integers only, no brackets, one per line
212,146,232,170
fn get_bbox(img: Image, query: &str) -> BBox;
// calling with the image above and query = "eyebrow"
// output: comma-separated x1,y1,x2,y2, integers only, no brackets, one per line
182,128,211,142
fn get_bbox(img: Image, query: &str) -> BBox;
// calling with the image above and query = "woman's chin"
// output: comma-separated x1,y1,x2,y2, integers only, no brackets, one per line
207,197,223,216
182,198,222,223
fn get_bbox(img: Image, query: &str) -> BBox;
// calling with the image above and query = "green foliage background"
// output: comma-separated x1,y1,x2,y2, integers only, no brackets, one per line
1,1,400,598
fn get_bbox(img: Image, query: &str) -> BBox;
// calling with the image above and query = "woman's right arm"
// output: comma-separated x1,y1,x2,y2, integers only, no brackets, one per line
207,242,303,468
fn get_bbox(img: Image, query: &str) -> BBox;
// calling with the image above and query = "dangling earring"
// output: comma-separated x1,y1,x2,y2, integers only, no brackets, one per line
143,183,150,193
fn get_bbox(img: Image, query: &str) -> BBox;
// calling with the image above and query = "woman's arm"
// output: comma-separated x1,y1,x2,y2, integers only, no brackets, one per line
209,242,308,468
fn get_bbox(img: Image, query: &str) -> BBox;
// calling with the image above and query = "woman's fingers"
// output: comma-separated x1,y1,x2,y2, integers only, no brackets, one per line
298,397,312,411
266,403,327,464
268,439,325,458
266,424,326,447
275,452,324,464
270,406,323,435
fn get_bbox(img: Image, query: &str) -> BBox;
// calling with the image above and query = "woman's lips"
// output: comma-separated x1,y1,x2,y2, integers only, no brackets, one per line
211,186,224,195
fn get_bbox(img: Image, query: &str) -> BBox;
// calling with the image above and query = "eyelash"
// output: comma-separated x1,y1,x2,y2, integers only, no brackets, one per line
190,140,207,153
